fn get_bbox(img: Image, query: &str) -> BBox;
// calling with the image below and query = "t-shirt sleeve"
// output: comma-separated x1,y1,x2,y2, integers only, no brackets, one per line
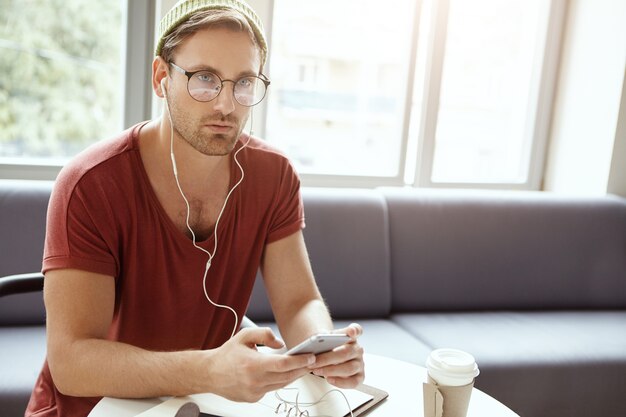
265,159,305,244
42,172,118,277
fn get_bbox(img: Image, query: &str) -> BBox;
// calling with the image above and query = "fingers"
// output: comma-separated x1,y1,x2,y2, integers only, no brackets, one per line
312,358,362,378
238,327,285,350
308,340,365,389
265,364,314,387
228,324,365,397
313,357,365,388
333,323,363,340
225,351,314,402
245,356,316,401
262,350,317,373
211,329,325,402
311,342,363,369
326,372,365,388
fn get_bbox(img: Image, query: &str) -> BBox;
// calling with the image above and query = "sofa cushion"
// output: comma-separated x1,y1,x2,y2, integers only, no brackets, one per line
0,325,46,416
382,188,626,311
332,319,433,365
246,188,391,320
393,311,626,417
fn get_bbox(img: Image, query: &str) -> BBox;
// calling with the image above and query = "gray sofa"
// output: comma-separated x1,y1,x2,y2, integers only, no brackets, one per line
1,179,625,417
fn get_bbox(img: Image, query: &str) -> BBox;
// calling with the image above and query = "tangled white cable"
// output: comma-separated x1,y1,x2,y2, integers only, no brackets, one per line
274,387,354,417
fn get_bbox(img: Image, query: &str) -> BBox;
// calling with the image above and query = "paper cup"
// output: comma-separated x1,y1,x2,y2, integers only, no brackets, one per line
424,348,479,417
426,348,479,386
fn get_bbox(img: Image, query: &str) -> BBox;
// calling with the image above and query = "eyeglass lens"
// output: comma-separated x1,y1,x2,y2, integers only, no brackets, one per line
188,71,266,106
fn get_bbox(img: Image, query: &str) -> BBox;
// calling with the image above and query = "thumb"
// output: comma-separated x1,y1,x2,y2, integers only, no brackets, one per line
335,323,363,340
239,327,285,349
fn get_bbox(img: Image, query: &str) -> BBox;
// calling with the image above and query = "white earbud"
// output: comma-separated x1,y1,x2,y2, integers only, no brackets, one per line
160,78,168,98
160,77,178,176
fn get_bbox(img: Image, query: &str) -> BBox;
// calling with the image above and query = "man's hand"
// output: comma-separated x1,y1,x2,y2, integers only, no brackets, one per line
307,323,365,388
205,327,316,402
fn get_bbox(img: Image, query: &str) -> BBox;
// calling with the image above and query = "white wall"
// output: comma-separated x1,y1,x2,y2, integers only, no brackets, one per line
607,70,626,196
543,0,626,195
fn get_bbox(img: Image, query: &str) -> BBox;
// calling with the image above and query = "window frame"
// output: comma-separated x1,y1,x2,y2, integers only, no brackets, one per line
410,0,566,190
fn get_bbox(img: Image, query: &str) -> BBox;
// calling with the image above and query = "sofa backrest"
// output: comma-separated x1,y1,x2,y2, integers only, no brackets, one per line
2,180,625,326
0,181,393,325
0,180,52,325
382,188,626,312
246,187,392,321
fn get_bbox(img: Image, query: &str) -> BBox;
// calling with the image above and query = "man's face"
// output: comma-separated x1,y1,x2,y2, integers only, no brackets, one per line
165,27,262,156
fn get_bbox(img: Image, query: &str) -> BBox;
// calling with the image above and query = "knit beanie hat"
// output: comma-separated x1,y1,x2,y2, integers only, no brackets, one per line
155,0,268,64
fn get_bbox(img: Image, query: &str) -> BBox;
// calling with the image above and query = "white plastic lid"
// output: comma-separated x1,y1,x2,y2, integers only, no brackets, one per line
426,348,480,386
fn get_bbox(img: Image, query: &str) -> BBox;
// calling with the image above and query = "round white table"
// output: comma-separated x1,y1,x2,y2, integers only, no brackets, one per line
89,353,520,417
362,354,519,417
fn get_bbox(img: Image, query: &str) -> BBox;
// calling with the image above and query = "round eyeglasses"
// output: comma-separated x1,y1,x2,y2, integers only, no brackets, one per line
168,62,271,107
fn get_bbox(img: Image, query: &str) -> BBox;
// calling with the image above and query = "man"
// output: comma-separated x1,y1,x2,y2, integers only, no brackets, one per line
26,1,364,416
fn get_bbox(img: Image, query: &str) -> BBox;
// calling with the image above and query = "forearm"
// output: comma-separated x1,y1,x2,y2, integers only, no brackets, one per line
276,298,334,348
262,231,335,347
51,327,319,403
49,338,208,398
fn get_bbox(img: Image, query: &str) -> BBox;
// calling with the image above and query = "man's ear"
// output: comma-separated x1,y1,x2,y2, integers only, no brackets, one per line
152,56,169,98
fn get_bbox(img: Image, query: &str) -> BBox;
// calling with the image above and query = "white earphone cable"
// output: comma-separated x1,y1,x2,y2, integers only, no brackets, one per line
163,79,252,339
274,387,354,417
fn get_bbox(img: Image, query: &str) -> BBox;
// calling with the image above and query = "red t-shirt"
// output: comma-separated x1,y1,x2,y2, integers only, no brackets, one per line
26,122,305,417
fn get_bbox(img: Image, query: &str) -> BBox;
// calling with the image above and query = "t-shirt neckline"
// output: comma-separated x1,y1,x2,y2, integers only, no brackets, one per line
129,121,243,248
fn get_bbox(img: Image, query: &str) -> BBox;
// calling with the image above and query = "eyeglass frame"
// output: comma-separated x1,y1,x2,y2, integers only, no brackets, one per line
167,61,271,107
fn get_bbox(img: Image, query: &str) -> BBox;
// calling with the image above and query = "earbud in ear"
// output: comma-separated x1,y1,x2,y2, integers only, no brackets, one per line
160,78,168,98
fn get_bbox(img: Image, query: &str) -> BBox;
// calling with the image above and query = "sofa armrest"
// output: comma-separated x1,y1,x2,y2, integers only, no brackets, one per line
0,272,44,297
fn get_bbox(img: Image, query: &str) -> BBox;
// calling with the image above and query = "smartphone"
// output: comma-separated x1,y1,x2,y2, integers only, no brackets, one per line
286,333,351,355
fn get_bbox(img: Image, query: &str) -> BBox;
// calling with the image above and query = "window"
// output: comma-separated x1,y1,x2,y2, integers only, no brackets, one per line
430,0,552,184
1,0,563,189
261,0,562,188
0,0,125,161
265,0,415,180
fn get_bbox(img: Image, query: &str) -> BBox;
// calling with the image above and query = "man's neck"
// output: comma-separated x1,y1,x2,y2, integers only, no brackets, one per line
138,118,235,240
154,117,232,190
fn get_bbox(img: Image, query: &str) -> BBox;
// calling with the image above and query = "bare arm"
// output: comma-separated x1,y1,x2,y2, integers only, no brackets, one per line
261,231,365,387
44,268,315,401
261,231,332,348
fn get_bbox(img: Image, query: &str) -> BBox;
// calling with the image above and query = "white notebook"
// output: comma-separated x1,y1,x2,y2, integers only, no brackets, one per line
90,374,373,417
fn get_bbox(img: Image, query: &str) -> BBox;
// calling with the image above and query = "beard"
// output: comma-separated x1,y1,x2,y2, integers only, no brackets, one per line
167,96,247,156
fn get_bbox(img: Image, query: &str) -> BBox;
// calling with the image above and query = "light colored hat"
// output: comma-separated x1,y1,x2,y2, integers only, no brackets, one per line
155,0,267,64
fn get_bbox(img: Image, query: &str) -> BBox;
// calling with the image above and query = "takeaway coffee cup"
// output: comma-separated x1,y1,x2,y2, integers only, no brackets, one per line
423,348,480,417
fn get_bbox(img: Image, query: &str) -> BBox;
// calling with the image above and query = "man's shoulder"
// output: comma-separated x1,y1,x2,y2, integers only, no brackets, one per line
53,123,144,200
240,135,293,167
